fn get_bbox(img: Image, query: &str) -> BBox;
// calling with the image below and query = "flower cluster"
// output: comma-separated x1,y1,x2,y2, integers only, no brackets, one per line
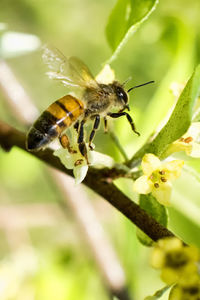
133,153,184,206
151,237,200,300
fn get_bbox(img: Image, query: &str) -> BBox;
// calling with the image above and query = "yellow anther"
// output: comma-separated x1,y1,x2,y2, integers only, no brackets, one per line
74,159,84,166
184,136,193,143
161,177,167,182
154,183,159,188
159,170,165,175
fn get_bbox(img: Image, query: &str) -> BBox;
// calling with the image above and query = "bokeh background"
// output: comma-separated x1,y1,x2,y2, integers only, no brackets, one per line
0,0,200,299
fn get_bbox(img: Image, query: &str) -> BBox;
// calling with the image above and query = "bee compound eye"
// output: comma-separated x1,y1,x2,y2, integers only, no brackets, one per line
117,88,128,104
113,84,128,105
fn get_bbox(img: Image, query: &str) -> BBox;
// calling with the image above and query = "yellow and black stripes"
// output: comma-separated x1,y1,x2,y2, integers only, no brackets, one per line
55,101,74,120
34,111,60,136
26,95,84,151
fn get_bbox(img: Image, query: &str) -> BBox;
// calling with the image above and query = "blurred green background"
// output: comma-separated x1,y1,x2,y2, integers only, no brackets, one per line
0,0,200,299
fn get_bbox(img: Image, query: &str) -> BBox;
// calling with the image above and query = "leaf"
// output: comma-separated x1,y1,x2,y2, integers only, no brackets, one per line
148,65,200,157
144,285,171,300
105,0,159,63
137,194,168,246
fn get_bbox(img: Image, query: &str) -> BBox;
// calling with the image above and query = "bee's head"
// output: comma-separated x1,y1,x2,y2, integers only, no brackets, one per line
112,80,155,111
112,83,130,111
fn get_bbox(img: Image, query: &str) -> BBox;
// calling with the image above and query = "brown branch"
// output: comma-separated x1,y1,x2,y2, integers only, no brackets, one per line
0,120,174,241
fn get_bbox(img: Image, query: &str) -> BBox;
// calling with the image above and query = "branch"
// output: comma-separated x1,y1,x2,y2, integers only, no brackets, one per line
0,120,174,241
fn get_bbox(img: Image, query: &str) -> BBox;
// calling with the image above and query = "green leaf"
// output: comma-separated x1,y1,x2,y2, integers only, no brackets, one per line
105,0,159,63
148,64,200,157
137,194,168,246
144,285,171,300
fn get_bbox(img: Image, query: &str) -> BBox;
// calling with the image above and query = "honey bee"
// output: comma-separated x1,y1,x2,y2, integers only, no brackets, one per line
26,46,153,162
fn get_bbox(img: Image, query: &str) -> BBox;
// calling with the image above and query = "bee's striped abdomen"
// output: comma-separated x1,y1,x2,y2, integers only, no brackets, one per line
26,95,84,151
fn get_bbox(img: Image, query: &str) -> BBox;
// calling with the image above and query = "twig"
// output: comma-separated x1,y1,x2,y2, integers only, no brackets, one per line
110,131,129,162
110,131,128,162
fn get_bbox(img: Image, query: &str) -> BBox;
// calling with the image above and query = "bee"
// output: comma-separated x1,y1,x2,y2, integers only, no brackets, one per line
26,46,154,162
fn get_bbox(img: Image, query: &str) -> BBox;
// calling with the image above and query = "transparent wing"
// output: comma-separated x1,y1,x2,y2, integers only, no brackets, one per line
42,45,98,88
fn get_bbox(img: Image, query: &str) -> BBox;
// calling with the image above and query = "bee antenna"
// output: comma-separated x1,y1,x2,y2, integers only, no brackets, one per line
127,80,155,93
122,76,132,86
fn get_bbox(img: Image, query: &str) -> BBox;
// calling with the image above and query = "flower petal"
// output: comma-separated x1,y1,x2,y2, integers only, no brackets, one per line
157,237,182,252
167,141,192,155
150,248,165,269
163,160,184,180
95,64,115,84
170,82,185,98
53,148,74,169
74,165,88,184
141,153,161,175
152,182,172,206
190,142,200,157
161,267,179,284
133,175,153,194
89,151,115,168
186,122,200,140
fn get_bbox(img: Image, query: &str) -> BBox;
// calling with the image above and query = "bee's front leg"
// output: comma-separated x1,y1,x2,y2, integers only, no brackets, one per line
107,112,140,136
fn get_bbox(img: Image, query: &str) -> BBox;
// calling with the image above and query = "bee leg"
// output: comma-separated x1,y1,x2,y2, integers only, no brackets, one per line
78,120,89,164
59,134,77,153
89,115,100,150
104,117,108,133
74,121,79,132
108,112,140,136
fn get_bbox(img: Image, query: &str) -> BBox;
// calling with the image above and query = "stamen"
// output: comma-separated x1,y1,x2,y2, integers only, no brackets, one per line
179,137,185,142
150,174,154,180
154,183,159,188
161,177,167,182
159,170,165,175
74,159,83,166
184,136,193,143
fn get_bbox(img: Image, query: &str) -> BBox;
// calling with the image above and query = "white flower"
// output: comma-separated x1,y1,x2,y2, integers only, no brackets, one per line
166,122,200,158
133,153,184,206
95,64,115,84
170,82,185,99
54,130,114,184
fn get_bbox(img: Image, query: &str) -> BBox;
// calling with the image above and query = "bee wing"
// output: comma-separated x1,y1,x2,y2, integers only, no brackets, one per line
42,45,98,88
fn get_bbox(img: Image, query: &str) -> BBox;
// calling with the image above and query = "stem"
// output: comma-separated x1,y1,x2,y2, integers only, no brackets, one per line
126,143,149,168
110,131,129,162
